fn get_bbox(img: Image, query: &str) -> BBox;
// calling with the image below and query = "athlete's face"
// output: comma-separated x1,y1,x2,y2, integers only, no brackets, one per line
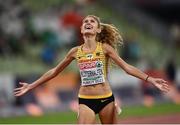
81,16,101,35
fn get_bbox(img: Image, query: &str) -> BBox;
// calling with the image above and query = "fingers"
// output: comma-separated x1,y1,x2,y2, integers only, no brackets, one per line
161,83,170,93
14,82,29,97
14,92,23,97
156,79,170,92
154,79,170,93
161,79,168,84
19,82,26,86
157,79,167,84
14,88,23,96
14,89,25,97
14,87,23,94
14,91,21,95
14,87,22,91
161,82,168,87
14,89,22,96
13,82,25,92
14,91,21,96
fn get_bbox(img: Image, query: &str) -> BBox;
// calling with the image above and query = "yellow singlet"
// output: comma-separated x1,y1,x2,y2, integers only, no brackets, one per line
76,42,108,86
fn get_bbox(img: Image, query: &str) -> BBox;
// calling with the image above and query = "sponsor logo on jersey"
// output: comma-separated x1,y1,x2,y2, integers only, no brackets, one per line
79,62,96,70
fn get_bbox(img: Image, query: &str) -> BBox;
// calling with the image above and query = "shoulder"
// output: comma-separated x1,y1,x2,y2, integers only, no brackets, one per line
102,43,114,54
69,46,79,53
66,46,79,58
102,43,111,49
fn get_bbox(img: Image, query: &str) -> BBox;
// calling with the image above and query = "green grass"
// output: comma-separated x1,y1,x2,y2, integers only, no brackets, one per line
0,103,180,124
120,103,180,118
0,111,77,124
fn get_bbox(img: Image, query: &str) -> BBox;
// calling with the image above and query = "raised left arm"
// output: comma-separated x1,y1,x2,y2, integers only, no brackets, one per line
103,43,170,93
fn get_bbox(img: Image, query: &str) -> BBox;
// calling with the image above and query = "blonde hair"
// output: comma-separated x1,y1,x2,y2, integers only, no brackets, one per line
85,15,123,51
84,15,123,67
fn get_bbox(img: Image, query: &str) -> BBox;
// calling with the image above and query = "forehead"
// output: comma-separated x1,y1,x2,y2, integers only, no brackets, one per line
83,16,97,21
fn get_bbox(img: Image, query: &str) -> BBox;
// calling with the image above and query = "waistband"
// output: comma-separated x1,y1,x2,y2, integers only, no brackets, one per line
78,92,112,99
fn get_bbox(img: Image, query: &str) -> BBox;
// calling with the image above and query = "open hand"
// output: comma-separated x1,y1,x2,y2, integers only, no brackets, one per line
148,77,170,93
14,82,31,96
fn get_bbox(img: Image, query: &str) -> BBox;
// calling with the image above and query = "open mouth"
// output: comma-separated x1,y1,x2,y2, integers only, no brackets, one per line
84,24,93,30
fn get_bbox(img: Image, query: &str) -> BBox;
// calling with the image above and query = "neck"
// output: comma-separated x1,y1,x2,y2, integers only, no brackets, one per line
83,34,97,49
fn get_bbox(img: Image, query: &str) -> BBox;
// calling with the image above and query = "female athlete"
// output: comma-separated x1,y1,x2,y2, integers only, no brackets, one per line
14,15,170,124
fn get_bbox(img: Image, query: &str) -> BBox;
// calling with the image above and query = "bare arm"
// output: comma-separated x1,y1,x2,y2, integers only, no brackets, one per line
14,47,78,96
103,43,169,92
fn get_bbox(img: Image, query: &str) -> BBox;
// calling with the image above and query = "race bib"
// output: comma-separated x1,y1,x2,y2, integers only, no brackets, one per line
79,61,105,86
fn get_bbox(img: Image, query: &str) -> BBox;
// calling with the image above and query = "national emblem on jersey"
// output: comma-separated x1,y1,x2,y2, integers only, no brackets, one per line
86,54,93,60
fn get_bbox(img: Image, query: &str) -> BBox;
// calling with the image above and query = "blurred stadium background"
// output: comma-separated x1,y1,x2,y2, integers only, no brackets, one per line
0,0,180,124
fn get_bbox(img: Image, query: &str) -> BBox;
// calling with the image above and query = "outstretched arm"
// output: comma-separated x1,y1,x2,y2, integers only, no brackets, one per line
14,47,78,96
103,43,169,93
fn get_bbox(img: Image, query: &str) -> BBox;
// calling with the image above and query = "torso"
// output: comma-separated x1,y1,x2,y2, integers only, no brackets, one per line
75,42,112,96
79,81,112,96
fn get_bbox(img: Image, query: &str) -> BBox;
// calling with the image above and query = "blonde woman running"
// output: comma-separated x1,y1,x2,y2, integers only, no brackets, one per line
14,15,170,124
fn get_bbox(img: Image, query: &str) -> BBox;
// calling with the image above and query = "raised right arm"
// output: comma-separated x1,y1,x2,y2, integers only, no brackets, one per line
14,47,78,96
